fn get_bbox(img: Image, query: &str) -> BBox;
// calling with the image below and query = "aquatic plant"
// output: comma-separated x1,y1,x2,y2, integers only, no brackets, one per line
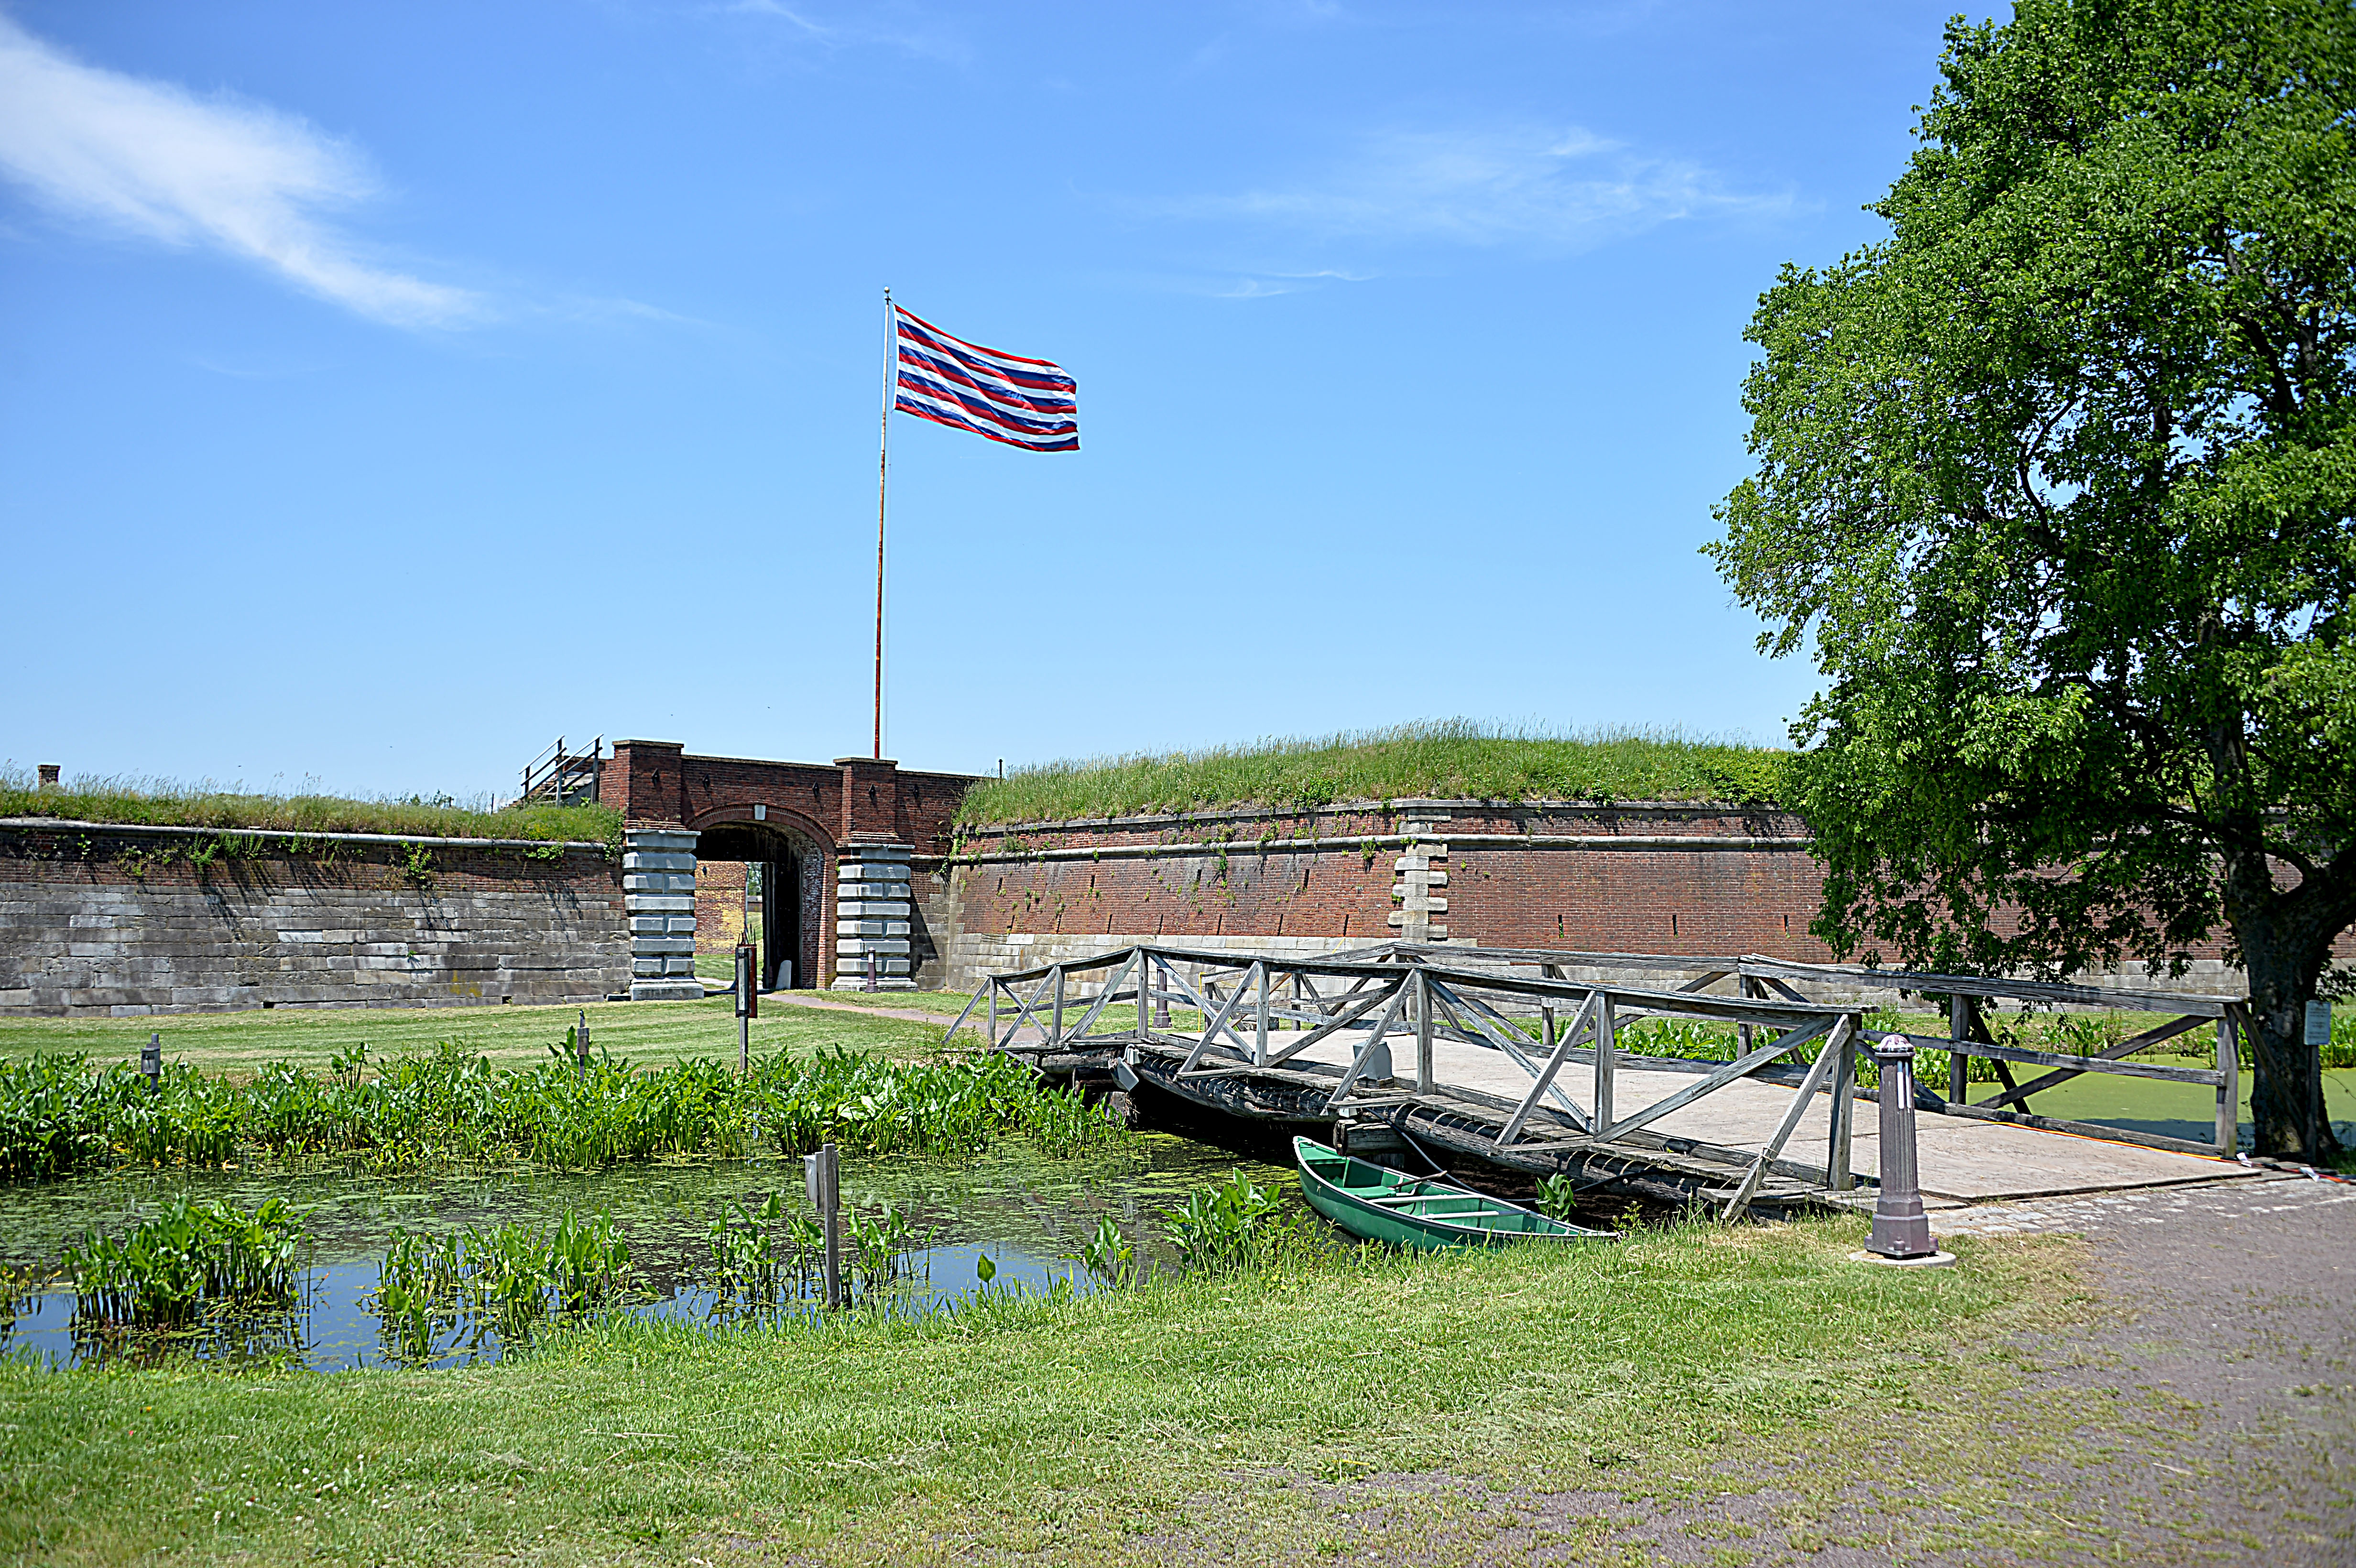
707,1192,792,1297
842,1202,919,1292
371,1209,632,1362
1533,1174,1581,1223
1162,1170,1287,1273
62,1196,309,1326
0,1039,1129,1180
1072,1214,1138,1287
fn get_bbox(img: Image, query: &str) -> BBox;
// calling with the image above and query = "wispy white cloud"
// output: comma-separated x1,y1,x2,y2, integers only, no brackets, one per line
722,0,968,65
1152,125,1795,252
1212,268,1375,299
0,14,481,327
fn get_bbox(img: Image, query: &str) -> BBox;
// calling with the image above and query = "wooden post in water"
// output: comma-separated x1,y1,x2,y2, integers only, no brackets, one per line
804,1143,842,1310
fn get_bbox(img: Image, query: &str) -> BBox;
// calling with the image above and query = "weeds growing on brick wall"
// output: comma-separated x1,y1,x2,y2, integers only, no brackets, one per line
0,1043,1124,1179
954,719,1787,825
0,767,620,848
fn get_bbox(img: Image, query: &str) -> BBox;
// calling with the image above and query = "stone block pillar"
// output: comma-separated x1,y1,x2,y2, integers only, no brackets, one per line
624,827,703,1002
1389,811,1450,945
833,840,915,989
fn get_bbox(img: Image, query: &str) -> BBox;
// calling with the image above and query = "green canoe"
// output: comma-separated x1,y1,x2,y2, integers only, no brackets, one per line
1294,1137,1617,1249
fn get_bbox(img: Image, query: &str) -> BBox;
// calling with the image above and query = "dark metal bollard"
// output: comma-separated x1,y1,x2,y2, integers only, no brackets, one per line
140,1031,162,1093
1866,1038,1939,1260
864,949,878,993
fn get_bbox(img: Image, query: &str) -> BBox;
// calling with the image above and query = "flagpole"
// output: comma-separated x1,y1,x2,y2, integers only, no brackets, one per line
874,287,892,761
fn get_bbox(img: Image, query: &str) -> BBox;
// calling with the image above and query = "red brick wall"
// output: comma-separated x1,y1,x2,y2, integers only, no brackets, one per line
695,860,749,954
946,801,1835,957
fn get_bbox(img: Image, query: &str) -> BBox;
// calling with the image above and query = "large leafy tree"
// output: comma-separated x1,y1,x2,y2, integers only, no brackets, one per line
1710,0,2356,1158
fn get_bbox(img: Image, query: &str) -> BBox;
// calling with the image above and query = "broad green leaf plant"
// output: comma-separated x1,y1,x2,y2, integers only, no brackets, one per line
1709,0,2356,1158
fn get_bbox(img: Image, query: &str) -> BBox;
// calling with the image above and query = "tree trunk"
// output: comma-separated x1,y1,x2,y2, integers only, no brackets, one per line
2235,915,2340,1162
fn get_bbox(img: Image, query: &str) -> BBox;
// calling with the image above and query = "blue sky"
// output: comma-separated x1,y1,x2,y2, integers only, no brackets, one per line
1,2,1967,800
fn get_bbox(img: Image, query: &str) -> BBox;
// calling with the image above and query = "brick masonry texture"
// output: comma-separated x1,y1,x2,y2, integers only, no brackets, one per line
933,798,2284,996
695,860,749,954
0,821,628,1017
603,741,973,990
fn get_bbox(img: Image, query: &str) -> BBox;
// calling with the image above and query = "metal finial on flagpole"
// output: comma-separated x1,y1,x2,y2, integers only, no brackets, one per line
874,287,892,761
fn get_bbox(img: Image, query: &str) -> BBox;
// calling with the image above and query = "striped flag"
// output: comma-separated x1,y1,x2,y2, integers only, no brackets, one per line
891,306,1078,452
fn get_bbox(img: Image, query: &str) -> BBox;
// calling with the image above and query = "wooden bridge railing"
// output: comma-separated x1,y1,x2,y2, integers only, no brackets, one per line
945,943,1869,1218
944,941,2246,1178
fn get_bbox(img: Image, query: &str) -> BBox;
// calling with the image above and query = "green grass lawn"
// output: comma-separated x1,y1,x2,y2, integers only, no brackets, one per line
958,719,1784,824
0,1214,2073,1567
0,993,960,1078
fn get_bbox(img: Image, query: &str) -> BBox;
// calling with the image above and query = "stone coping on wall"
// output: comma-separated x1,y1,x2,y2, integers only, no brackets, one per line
0,817,610,853
946,830,1813,868
950,796,1784,839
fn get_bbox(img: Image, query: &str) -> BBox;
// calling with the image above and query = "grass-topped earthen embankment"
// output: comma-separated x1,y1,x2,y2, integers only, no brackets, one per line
952,721,1787,826
0,770,619,847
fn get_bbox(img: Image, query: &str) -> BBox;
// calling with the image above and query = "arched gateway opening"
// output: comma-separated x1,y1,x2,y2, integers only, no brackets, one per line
693,817,828,993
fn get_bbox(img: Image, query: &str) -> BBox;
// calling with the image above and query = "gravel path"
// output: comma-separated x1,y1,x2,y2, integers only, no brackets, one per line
1295,1174,2356,1565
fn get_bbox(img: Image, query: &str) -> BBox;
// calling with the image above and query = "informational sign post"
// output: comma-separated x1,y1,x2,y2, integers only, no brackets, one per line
735,942,757,1076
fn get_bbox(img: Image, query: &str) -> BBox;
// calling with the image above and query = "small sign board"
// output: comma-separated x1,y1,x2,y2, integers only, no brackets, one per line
2305,1000,2333,1048
803,1143,838,1212
735,943,757,1019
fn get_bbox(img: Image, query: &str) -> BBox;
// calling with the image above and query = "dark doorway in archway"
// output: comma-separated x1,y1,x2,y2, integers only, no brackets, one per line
760,853,799,991
698,823,819,993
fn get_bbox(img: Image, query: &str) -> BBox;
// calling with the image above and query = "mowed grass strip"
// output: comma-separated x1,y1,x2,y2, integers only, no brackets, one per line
0,995,957,1078
0,1217,2063,1567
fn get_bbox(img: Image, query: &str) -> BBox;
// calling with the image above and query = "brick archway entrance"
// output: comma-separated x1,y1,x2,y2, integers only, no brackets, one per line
693,814,827,992
601,741,981,998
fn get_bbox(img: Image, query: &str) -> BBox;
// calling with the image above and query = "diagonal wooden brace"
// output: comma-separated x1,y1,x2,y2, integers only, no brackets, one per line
1496,991,1602,1147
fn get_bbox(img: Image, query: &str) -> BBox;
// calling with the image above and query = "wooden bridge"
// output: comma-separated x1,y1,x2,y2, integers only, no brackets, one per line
945,942,2256,1218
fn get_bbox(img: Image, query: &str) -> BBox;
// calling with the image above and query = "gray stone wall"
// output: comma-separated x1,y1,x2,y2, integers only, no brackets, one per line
0,819,628,1017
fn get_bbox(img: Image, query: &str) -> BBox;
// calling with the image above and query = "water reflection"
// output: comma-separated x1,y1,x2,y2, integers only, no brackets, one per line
0,1134,1292,1372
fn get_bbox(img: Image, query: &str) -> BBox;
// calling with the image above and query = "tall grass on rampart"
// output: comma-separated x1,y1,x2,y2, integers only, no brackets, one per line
0,766,619,846
0,1041,1124,1179
954,719,1788,826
